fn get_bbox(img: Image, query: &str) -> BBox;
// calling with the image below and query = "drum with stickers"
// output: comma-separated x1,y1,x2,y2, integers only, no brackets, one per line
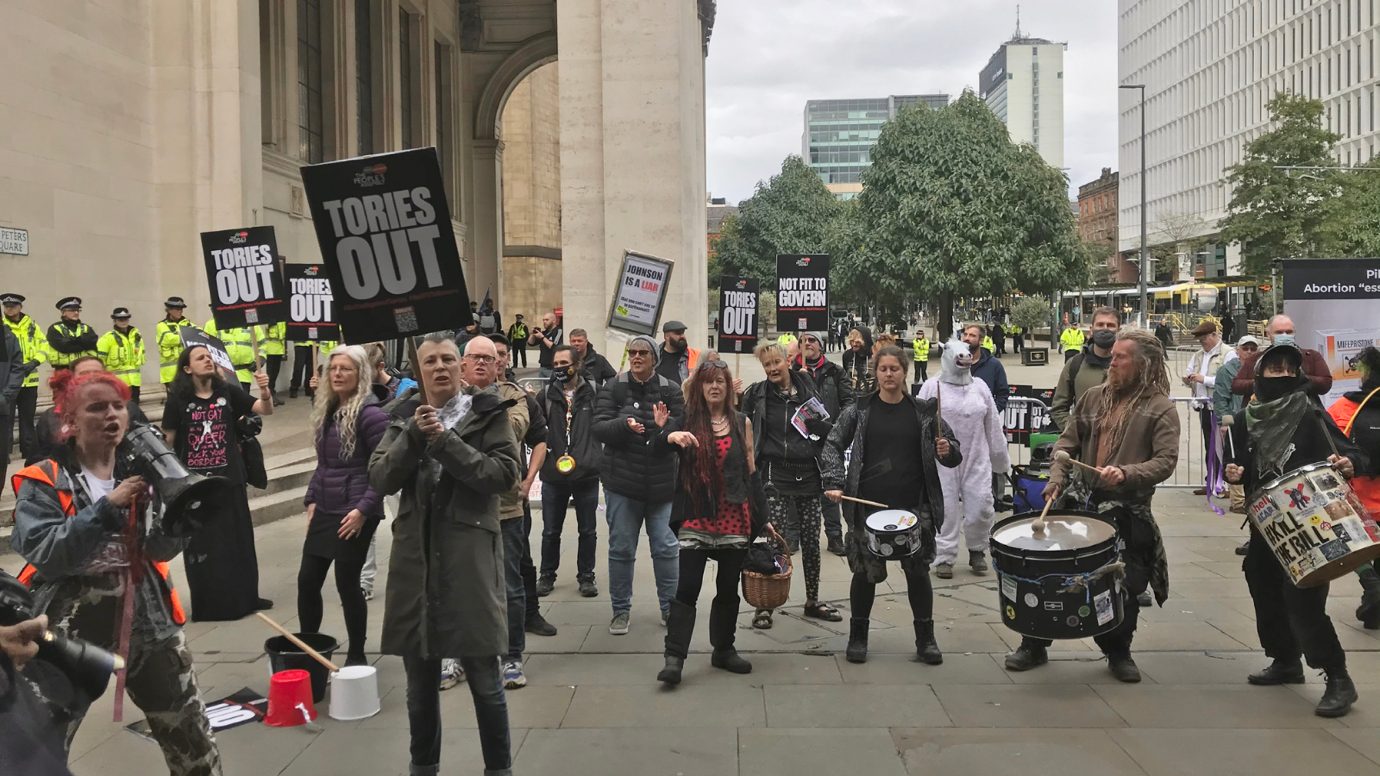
863,509,923,559
1248,461,1380,588
990,510,1124,639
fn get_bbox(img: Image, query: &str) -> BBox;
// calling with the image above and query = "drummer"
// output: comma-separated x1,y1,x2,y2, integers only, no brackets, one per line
1004,329,1179,682
1223,342,1364,717
821,345,961,665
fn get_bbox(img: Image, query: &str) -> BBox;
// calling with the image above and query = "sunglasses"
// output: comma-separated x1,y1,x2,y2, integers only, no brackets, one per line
627,348,653,357
698,359,728,370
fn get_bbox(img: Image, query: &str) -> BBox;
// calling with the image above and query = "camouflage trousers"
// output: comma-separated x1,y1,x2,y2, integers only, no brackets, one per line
64,630,222,776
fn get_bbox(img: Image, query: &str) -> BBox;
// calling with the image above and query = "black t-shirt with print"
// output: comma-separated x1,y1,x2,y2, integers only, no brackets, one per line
164,382,256,484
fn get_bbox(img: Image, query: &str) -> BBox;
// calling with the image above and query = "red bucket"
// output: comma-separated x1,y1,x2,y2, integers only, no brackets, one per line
264,669,318,727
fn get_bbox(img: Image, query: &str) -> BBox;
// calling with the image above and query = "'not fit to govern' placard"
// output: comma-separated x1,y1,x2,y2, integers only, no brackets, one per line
300,147,472,342
200,226,288,330
776,254,829,332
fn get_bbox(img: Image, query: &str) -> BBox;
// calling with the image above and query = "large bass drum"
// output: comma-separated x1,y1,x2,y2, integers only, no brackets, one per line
1248,461,1380,588
990,510,1124,640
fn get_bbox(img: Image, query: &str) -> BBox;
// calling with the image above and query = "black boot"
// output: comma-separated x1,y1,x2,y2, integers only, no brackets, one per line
1004,641,1048,672
1356,563,1380,629
914,619,943,665
845,617,869,664
658,600,696,685
708,597,751,674
1247,658,1305,685
1316,666,1358,718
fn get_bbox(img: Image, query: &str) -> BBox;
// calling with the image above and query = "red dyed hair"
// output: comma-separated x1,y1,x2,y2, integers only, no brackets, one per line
50,369,132,429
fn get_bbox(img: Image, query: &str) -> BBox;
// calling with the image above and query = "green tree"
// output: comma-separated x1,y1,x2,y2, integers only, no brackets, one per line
1219,93,1344,277
1322,157,1380,257
1010,295,1053,332
855,92,1084,340
711,156,841,286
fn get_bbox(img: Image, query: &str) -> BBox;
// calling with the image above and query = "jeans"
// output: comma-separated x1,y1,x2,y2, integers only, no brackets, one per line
521,503,540,621
540,477,600,581
604,489,679,616
500,518,526,660
403,654,510,773
819,493,843,541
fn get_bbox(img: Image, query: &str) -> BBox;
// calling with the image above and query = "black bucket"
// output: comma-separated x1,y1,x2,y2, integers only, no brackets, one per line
264,633,339,703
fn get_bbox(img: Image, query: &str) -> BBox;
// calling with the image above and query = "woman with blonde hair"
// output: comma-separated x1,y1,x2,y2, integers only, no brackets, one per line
300,345,390,665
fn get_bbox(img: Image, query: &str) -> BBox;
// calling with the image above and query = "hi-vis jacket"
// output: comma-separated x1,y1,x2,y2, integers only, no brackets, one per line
912,336,930,362
261,321,287,357
97,327,146,387
45,320,99,368
155,316,194,384
1059,326,1086,353
203,319,260,385
3,313,45,387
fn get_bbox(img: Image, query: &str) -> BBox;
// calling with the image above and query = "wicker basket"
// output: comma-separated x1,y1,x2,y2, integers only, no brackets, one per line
742,548,794,610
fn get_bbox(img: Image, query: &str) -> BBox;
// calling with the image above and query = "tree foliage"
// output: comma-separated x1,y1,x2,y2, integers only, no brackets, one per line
1322,157,1380,258
848,92,1084,339
1010,295,1053,331
1219,93,1344,277
711,156,841,285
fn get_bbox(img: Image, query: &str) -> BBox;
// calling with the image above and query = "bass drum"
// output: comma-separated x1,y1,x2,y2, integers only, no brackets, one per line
1248,461,1380,588
990,510,1124,640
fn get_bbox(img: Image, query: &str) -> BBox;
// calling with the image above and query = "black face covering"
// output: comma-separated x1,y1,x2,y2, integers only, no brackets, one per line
1254,374,1307,403
1091,329,1117,349
551,365,576,384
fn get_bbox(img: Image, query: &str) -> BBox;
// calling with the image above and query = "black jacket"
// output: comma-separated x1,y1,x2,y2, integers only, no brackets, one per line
821,394,961,530
541,379,601,482
842,347,871,393
592,371,686,501
660,415,767,538
0,326,34,412
741,370,829,468
1225,404,1366,493
793,357,854,418
581,346,617,388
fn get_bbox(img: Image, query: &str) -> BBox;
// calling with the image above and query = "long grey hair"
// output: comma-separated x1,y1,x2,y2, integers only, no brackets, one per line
311,345,373,459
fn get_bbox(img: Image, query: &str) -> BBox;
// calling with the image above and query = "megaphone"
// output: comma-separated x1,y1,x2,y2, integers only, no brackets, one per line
119,424,236,537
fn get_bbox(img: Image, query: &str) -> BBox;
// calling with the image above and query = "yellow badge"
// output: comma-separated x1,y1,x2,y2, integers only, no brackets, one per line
556,454,577,474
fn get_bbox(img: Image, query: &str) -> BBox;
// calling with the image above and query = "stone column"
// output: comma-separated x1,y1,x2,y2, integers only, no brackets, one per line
468,138,504,306
557,0,709,356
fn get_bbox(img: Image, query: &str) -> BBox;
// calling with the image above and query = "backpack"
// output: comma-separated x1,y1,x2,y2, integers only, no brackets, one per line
610,371,677,409
1064,352,1084,397
479,311,497,331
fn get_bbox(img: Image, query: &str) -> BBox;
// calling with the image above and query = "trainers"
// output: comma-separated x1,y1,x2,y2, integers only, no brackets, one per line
609,612,631,635
502,660,527,689
969,551,988,575
439,658,465,690
536,576,555,597
525,613,558,637
578,578,598,598
934,562,954,579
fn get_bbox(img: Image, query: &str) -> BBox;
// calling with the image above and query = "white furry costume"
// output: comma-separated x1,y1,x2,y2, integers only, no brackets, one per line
918,337,1011,565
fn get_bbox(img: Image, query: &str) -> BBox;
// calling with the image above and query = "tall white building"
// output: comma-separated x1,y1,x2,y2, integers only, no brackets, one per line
980,29,1066,169
1118,0,1380,276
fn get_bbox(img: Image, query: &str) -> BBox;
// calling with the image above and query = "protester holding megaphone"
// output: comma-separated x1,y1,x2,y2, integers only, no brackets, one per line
162,343,275,623
10,368,222,775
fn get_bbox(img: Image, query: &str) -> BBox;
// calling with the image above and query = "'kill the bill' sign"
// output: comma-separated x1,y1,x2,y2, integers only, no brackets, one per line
776,254,829,332
299,148,472,341
200,226,288,329
284,264,340,342
717,276,759,354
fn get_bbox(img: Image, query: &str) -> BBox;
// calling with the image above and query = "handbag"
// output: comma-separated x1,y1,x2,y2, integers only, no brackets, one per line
237,413,268,489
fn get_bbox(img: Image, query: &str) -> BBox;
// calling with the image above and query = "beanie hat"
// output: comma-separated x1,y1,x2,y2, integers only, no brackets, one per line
628,334,660,365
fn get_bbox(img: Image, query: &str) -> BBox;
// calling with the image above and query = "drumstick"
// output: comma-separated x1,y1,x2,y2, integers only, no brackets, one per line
255,612,341,673
840,495,890,509
1052,449,1099,474
1031,489,1056,535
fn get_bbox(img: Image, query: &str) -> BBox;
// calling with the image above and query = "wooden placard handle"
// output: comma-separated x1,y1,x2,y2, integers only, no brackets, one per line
255,612,340,672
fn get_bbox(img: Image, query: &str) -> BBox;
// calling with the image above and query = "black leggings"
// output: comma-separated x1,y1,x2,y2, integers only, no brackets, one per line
675,546,747,605
297,523,376,658
850,566,933,620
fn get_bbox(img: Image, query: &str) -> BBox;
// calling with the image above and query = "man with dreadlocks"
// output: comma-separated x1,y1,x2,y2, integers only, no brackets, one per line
1004,329,1180,682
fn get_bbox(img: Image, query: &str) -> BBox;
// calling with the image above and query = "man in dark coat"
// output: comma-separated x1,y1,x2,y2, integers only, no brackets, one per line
793,330,854,555
368,334,522,776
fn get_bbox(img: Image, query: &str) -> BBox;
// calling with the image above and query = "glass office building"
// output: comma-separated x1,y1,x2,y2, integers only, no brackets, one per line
802,94,949,197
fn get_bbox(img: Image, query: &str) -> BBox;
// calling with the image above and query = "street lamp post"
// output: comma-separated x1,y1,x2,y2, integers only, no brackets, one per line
1120,84,1147,329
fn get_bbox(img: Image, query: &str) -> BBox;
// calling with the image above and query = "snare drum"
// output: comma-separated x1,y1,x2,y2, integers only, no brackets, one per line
1248,461,1380,588
990,510,1124,639
864,510,923,559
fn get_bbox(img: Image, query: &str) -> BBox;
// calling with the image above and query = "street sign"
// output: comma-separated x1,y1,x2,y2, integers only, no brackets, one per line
0,226,29,256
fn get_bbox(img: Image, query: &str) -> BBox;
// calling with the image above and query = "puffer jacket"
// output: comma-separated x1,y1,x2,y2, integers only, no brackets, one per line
305,396,390,519
542,379,601,483
592,370,685,502
820,394,961,530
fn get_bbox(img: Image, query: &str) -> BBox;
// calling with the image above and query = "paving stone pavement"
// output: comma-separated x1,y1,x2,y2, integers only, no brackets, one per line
4,347,1378,775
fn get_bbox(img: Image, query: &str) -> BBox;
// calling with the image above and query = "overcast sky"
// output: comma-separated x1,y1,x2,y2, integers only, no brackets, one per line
705,0,1119,203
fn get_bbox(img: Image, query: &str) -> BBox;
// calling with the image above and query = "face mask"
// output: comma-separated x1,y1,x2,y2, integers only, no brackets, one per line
1091,329,1117,349
1254,375,1304,402
1272,334,1296,347
551,365,576,384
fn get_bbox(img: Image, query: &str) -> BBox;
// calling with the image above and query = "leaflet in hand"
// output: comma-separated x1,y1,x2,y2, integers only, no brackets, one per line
791,397,830,439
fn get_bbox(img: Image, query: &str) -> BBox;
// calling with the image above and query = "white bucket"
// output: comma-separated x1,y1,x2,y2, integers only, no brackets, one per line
328,665,381,721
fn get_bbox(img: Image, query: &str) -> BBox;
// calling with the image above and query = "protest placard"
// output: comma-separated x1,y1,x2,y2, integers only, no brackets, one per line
200,226,287,329
284,264,340,341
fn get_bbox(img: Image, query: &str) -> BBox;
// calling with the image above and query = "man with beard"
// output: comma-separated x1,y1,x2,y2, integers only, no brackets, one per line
655,320,701,384
1004,329,1180,682
528,312,563,379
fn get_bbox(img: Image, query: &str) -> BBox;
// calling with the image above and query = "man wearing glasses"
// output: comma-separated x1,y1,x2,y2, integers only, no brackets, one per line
593,333,685,635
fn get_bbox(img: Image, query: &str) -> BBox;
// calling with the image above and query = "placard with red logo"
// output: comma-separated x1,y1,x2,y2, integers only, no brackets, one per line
299,148,472,342
200,226,288,329
717,276,759,354
776,254,829,332
284,264,340,342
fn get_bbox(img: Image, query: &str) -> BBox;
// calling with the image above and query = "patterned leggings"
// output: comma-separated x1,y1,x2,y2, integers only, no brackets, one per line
768,493,823,603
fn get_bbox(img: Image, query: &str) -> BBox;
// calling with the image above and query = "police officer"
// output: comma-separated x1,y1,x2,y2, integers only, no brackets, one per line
44,297,98,371
96,307,146,402
2,293,45,462
202,310,260,392
912,329,930,384
261,320,287,406
155,296,193,397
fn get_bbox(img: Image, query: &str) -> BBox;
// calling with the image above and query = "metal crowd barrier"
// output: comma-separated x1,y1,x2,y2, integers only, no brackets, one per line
1162,395,1213,490
518,376,547,395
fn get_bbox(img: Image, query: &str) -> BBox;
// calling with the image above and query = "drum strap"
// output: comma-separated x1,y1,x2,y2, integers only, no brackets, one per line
1342,386,1380,437
998,560,1126,603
